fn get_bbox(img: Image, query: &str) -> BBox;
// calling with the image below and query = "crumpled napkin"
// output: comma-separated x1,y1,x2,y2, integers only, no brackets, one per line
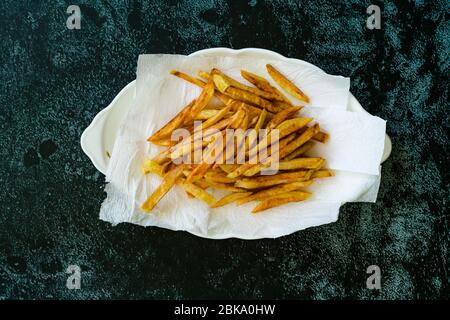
99,54,386,239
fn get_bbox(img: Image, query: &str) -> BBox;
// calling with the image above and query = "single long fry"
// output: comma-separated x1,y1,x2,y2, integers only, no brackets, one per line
244,158,323,177
148,100,194,142
237,180,313,205
211,192,253,208
180,182,216,205
184,82,215,122
151,138,173,146
278,158,325,170
266,64,310,103
171,70,233,106
170,70,206,88
141,165,184,212
195,109,220,120
235,170,314,189
313,131,330,143
198,71,211,81
283,141,315,160
142,159,165,175
311,169,334,178
252,191,311,213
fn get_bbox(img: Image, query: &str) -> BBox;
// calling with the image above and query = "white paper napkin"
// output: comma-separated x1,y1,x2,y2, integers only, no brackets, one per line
99,54,386,239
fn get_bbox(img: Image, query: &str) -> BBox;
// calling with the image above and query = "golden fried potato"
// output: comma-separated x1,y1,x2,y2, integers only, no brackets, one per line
142,159,165,175
211,192,253,208
267,106,303,129
170,70,206,88
311,169,334,178
235,170,314,189
266,64,310,103
279,123,320,159
283,141,315,160
141,165,185,212
313,131,330,143
184,82,215,122
252,191,311,213
240,69,293,105
180,182,216,205
147,100,194,142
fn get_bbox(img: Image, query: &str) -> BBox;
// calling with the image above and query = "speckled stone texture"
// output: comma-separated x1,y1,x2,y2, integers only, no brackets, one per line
0,0,448,300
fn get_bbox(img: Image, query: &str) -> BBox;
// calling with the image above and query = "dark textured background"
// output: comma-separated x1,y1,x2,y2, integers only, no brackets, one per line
0,0,448,299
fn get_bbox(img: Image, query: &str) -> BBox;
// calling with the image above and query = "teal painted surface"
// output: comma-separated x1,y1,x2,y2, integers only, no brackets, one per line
0,0,448,299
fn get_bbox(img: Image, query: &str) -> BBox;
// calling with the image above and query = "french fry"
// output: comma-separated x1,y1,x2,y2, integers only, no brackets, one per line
245,108,267,153
212,70,282,101
204,172,237,184
195,109,220,120
141,165,185,212
142,159,165,175
186,131,227,182
278,158,325,170
244,157,323,177
252,191,311,213
313,131,330,143
211,192,253,208
200,105,232,130
184,82,215,122
248,117,312,159
236,180,314,205
283,141,315,160
235,170,314,189
272,100,295,110
266,64,310,103
193,179,210,189
218,164,239,174
180,182,216,205
311,169,334,178
278,124,320,159
212,74,231,92
267,106,303,129
242,134,293,177
171,70,233,106
228,107,247,129
147,100,194,142
240,69,293,105
198,71,211,81
170,70,206,88
151,138,173,146
203,180,247,192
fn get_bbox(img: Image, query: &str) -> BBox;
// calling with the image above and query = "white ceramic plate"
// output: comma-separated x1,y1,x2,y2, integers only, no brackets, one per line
81,48,391,175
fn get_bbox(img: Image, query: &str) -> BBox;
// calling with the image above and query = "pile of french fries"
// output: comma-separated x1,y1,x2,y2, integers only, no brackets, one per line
141,64,333,213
